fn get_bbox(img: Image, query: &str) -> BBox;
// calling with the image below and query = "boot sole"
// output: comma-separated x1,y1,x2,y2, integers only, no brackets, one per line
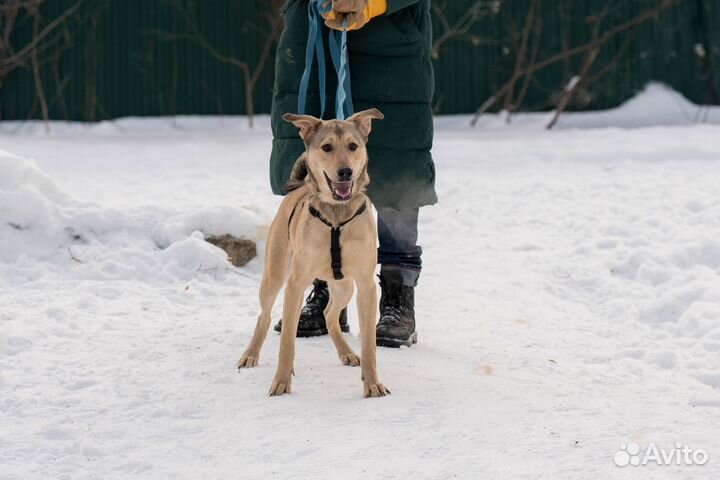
376,331,418,348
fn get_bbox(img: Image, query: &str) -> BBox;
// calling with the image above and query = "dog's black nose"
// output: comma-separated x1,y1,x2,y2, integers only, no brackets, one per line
337,167,353,181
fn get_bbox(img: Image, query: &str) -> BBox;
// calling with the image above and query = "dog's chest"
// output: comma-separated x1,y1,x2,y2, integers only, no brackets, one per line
293,215,375,279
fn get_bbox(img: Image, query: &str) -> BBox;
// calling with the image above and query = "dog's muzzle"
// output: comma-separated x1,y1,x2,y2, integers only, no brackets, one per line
324,172,353,201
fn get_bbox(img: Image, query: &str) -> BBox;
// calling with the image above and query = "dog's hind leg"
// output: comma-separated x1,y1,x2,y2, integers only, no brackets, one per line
326,279,360,367
269,270,312,396
356,277,390,397
237,221,290,369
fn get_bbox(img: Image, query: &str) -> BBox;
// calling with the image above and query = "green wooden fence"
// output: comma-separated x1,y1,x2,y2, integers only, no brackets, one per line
1,0,718,121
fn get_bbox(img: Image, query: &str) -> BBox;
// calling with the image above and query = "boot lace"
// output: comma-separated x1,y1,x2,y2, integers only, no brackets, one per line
301,281,328,316
379,284,405,326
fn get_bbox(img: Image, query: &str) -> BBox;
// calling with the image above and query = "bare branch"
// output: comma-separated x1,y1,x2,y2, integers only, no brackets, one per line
30,12,49,132
471,0,682,126
546,48,599,130
0,1,42,13
512,9,543,114
502,0,539,119
431,1,501,58
0,0,84,72
153,0,283,127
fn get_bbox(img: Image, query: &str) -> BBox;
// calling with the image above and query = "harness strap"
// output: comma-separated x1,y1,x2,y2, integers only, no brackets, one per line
309,202,367,280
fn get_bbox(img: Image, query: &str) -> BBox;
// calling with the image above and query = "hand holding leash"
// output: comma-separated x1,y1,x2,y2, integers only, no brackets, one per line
321,0,388,31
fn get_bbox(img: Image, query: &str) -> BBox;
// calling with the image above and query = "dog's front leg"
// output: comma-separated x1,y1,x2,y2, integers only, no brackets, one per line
269,272,309,396
326,279,360,366
356,277,390,398
238,260,288,369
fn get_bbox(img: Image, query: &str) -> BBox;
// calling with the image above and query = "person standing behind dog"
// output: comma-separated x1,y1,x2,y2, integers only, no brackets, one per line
270,0,436,347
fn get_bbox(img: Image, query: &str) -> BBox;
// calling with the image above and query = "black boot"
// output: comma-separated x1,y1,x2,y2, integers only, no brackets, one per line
376,269,417,348
273,279,349,337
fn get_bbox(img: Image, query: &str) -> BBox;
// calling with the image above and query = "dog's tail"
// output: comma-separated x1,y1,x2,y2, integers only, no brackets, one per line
284,154,308,193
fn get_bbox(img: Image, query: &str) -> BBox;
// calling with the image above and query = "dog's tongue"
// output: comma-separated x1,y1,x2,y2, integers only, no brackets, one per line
332,181,352,199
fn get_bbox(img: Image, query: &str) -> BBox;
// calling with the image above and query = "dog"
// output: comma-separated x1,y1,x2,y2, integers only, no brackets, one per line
237,108,389,398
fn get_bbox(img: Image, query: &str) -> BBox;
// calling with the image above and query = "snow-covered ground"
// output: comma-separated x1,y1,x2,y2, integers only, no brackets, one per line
1,84,719,479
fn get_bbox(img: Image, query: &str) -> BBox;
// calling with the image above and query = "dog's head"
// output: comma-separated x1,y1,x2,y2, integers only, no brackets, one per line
283,109,384,203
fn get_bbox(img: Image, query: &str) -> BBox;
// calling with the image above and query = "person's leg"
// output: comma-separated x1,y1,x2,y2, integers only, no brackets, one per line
273,279,350,337
377,207,422,284
376,207,421,347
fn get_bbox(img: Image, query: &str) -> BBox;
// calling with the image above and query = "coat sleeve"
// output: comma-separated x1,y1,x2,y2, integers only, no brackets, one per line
385,0,420,15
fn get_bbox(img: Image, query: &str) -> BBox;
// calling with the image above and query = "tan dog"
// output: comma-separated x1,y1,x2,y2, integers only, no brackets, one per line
237,108,390,398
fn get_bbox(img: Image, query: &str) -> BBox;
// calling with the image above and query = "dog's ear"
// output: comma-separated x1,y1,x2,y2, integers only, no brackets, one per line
347,108,384,140
283,113,322,142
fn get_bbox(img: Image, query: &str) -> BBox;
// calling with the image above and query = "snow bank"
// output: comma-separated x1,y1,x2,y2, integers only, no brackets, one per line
0,149,89,263
0,149,266,285
160,231,232,271
553,83,720,129
0,148,70,201
436,82,720,130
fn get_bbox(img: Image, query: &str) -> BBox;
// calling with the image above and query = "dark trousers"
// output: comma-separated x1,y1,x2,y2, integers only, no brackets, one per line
377,207,422,287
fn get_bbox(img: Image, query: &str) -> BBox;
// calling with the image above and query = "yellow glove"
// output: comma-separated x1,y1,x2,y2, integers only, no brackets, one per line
322,0,388,31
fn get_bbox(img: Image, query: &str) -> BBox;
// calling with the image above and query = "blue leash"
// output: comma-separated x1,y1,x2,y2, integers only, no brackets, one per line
297,0,354,120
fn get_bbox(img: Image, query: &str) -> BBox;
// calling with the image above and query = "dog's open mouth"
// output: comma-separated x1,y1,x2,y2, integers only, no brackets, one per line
324,172,353,201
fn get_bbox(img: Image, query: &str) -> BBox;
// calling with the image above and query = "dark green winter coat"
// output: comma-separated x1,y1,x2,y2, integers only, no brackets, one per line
270,0,437,209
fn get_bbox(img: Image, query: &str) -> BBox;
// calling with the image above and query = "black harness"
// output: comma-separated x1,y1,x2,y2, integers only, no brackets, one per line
308,203,367,280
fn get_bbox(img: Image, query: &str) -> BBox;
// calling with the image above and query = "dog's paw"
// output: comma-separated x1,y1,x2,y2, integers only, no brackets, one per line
340,352,361,367
363,382,391,398
268,379,292,396
237,352,259,369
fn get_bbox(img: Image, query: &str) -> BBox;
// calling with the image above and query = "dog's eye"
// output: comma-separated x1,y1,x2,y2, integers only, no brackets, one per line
322,144,333,153
348,143,358,152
